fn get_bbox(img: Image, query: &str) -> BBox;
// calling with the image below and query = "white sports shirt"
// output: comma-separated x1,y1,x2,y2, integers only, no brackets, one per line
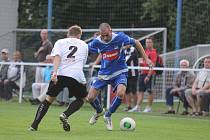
51,37,88,84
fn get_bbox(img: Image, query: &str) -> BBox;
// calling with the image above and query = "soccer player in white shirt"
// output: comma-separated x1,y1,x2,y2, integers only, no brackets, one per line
29,25,88,132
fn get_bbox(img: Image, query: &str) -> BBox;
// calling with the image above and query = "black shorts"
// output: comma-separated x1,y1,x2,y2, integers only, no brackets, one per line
46,76,88,99
126,76,138,94
138,74,153,94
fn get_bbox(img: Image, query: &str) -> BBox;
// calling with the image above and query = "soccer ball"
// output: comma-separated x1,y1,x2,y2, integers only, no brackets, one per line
120,117,136,131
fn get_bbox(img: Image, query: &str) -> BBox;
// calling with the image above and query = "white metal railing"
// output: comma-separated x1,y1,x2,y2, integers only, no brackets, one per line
14,27,166,33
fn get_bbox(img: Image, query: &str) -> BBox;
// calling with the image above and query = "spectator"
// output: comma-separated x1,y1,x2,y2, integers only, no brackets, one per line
2,51,23,100
199,82,210,116
34,29,53,83
185,56,210,116
0,48,10,99
164,59,195,115
29,55,53,105
29,55,69,106
124,46,139,111
128,37,157,113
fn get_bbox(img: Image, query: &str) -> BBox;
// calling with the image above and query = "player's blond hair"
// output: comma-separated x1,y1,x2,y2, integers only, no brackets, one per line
67,25,82,37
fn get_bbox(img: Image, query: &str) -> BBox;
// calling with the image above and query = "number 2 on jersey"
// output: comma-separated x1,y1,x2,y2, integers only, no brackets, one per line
67,46,78,58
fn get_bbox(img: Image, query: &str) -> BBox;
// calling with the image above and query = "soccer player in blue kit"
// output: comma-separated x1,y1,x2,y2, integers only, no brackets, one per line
87,23,152,130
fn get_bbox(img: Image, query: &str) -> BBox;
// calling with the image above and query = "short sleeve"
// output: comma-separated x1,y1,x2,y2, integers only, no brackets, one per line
121,33,136,46
51,40,62,57
88,40,99,54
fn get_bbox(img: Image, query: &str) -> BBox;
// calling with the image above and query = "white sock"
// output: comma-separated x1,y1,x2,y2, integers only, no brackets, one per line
135,105,140,109
168,106,173,110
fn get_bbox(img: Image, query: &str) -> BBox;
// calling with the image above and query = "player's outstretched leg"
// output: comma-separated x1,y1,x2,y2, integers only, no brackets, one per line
89,96,105,125
59,98,84,132
104,96,122,130
28,99,51,131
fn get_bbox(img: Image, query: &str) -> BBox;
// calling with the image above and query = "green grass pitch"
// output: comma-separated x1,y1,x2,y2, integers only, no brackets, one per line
0,100,210,140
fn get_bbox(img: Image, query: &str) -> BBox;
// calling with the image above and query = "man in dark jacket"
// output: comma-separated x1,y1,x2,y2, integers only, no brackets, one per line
0,48,10,99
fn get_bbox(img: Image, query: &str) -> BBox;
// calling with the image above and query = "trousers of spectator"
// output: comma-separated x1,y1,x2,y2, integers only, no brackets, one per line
0,81,4,99
35,66,45,83
200,93,210,112
32,83,49,99
4,81,19,100
165,87,189,109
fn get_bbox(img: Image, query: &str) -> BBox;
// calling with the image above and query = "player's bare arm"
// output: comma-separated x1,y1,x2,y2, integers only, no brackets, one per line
34,46,45,58
89,53,102,79
51,55,61,83
93,53,102,65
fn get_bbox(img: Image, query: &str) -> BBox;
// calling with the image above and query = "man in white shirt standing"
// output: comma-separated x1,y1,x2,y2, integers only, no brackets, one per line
29,25,88,132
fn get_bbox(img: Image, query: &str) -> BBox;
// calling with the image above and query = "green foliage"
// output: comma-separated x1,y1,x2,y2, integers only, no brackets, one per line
141,0,210,50
18,0,210,52
181,0,210,47
141,0,177,51
18,0,48,28
18,0,147,28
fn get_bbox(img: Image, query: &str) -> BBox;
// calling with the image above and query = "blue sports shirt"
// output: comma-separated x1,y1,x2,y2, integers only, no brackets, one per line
43,66,53,82
88,32,136,80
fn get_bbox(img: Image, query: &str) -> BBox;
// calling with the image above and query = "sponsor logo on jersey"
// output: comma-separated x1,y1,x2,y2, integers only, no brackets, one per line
102,49,119,60
64,57,75,63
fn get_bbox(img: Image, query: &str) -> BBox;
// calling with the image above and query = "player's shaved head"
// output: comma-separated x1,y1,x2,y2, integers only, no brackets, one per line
99,23,112,42
99,23,111,30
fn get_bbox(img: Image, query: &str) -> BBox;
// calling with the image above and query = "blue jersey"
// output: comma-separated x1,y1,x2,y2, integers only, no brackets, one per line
88,32,136,80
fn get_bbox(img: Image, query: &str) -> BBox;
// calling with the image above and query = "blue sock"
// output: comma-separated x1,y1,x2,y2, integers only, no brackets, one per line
106,96,122,117
90,96,103,113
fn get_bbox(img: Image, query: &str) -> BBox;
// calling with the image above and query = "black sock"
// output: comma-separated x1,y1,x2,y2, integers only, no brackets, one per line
63,99,84,118
31,100,51,129
35,98,41,103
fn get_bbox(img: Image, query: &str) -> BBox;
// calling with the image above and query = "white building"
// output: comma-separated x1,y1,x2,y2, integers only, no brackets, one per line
0,0,19,57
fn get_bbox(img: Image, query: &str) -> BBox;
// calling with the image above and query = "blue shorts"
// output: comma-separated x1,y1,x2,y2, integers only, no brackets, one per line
91,73,127,92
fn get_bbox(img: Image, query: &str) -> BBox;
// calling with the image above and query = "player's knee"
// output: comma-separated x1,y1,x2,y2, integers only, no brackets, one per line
86,88,98,102
117,92,125,99
46,95,55,103
116,89,125,98
116,84,126,98
86,94,95,102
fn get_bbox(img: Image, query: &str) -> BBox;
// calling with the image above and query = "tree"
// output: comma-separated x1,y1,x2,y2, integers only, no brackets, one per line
141,0,210,51
18,0,210,53
18,0,48,28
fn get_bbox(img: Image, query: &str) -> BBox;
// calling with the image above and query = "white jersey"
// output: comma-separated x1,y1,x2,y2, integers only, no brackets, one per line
51,37,88,84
